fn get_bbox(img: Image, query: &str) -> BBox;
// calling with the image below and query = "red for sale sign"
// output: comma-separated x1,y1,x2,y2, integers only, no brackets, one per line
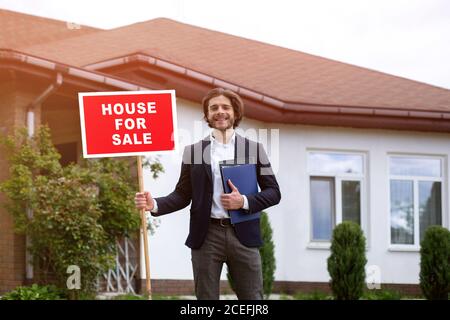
78,90,178,158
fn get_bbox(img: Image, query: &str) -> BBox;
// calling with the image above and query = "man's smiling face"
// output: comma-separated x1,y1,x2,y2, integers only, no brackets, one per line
207,95,235,130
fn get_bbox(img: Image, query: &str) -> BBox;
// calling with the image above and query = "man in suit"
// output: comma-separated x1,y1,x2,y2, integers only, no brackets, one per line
135,88,281,300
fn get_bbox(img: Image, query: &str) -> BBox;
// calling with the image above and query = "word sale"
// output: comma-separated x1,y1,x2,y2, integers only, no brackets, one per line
112,132,152,145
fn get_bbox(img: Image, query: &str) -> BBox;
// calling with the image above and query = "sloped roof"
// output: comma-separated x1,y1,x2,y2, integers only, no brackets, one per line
1,9,450,127
0,9,99,49
16,17,450,112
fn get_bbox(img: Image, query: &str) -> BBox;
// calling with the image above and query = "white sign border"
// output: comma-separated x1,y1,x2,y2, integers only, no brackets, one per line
78,90,179,159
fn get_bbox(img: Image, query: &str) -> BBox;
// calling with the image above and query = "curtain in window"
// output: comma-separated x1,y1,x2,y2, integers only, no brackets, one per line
342,181,361,225
311,178,334,240
390,180,414,244
419,181,442,242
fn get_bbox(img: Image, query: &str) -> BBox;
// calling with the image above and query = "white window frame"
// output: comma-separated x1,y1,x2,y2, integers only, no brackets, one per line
388,154,445,252
307,150,368,249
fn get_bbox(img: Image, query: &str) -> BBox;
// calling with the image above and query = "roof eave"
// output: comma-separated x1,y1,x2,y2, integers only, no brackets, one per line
0,49,152,92
84,53,450,133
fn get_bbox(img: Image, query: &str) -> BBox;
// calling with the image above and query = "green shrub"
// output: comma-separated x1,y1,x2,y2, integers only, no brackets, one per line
293,291,332,300
1,284,64,300
327,221,367,300
260,212,276,299
419,226,450,300
362,289,402,300
113,293,147,300
0,126,163,299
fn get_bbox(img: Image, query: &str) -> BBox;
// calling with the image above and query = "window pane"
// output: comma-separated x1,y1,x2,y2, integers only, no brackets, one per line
311,178,334,241
419,181,442,242
309,153,363,174
390,180,414,244
390,157,441,177
342,181,361,225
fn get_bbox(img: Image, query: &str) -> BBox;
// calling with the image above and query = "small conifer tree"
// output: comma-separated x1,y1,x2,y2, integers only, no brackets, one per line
260,212,276,299
327,221,367,300
419,226,450,300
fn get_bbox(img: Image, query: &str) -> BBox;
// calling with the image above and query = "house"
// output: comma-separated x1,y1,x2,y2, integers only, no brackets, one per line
1,9,449,296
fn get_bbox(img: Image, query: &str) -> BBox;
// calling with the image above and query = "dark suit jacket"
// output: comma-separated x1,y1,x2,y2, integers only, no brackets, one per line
152,133,281,249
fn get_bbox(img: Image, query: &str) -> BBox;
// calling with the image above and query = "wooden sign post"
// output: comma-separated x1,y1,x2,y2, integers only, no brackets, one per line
137,155,152,299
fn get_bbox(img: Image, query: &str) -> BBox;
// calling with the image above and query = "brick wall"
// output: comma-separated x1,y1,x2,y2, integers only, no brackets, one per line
0,76,24,294
0,76,48,294
273,281,422,296
137,279,422,297
137,279,234,296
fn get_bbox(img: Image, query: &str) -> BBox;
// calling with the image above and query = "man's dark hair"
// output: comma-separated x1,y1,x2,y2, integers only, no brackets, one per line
202,88,244,128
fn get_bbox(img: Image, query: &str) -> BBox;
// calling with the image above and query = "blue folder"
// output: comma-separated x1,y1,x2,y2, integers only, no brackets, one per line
220,163,261,224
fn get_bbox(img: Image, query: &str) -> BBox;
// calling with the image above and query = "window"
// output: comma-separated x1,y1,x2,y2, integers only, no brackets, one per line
308,152,365,242
389,156,443,246
55,142,78,167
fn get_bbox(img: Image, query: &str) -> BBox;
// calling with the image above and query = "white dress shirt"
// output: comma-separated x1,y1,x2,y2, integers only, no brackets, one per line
209,131,249,219
150,131,249,216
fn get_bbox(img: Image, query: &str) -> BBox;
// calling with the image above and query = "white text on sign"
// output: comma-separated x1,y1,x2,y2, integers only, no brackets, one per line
101,101,157,146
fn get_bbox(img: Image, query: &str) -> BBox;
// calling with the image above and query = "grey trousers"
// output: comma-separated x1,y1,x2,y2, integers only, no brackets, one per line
191,221,263,300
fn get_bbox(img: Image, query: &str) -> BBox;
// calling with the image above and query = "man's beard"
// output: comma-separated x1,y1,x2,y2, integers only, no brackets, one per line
210,116,234,130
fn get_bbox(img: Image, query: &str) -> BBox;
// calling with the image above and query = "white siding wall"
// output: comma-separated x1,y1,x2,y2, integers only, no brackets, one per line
142,98,450,285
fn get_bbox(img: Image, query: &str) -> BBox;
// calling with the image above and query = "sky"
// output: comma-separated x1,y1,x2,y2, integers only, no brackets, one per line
1,0,449,89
